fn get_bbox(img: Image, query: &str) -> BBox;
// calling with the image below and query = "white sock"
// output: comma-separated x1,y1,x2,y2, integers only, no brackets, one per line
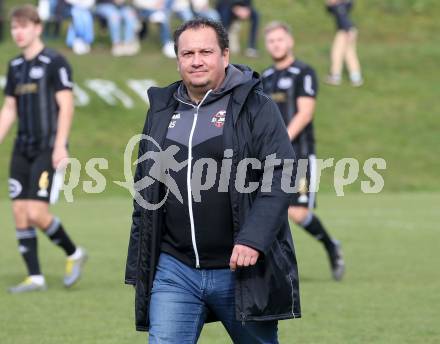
29,275,45,285
350,72,362,83
68,247,82,260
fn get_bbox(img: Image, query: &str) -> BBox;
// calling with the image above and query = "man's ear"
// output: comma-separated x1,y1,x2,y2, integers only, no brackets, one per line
223,48,230,68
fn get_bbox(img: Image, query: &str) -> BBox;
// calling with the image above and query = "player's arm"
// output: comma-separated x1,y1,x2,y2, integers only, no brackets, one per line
286,97,315,141
0,96,17,144
286,68,318,141
53,90,74,168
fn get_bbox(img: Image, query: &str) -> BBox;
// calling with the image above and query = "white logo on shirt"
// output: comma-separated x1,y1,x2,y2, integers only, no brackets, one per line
29,66,44,79
277,77,293,89
169,113,181,128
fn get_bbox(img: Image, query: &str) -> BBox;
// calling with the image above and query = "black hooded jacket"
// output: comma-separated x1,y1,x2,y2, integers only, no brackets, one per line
125,64,301,331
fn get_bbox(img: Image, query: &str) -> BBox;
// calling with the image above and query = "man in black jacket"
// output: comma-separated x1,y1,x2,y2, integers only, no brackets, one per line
125,18,300,343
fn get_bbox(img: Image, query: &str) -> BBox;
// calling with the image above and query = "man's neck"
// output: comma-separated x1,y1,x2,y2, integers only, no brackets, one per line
274,54,295,71
23,40,44,60
187,89,207,104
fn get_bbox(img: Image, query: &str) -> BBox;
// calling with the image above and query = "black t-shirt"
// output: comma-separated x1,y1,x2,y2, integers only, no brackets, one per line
261,59,318,158
5,47,73,154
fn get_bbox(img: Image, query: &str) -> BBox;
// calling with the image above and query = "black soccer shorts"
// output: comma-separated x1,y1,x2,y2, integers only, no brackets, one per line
9,149,60,203
290,155,317,209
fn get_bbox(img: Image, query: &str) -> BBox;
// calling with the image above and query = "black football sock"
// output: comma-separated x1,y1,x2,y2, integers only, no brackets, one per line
300,213,335,252
16,228,41,276
44,217,76,256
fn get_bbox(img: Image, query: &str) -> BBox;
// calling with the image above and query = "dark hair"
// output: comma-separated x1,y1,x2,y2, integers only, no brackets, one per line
173,18,229,54
10,4,41,24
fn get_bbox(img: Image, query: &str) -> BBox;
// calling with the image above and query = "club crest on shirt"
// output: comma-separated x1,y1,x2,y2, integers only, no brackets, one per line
168,112,181,128
277,77,293,89
211,110,226,128
37,171,49,197
29,66,44,79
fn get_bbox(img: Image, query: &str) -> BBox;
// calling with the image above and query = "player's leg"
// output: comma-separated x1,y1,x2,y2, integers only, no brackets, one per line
8,152,46,293
327,30,347,85
206,268,279,343
28,150,87,287
345,28,363,86
289,156,345,280
148,253,207,344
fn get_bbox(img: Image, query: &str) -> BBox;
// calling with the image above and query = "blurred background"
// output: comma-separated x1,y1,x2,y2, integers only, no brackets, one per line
0,0,439,343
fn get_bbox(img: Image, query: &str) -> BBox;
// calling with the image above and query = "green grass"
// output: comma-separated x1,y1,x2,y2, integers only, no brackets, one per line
0,193,439,343
0,0,439,195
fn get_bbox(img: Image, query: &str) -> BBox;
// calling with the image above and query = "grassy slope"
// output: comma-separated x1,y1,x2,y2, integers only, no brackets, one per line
0,194,439,343
0,0,439,197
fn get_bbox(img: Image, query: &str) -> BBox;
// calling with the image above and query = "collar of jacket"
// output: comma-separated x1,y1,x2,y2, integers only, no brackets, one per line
146,69,262,125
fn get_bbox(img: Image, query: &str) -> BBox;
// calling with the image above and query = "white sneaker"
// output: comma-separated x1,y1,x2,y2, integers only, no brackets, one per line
64,247,88,288
111,43,125,57
123,40,141,56
72,39,90,55
9,276,47,294
162,42,176,58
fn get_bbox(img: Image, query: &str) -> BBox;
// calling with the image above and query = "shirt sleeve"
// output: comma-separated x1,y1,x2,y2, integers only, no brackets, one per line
4,64,16,97
51,55,74,92
297,67,318,98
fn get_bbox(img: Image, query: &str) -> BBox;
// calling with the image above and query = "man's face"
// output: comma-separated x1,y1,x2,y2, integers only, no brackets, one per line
177,27,229,94
11,19,42,49
265,28,294,62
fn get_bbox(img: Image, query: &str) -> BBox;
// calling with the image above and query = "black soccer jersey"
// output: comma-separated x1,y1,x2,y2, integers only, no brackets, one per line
261,59,318,158
4,47,73,154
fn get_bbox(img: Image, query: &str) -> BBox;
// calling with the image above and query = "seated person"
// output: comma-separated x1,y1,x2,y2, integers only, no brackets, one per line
133,0,175,58
95,0,140,56
190,0,220,21
216,0,259,57
63,0,95,54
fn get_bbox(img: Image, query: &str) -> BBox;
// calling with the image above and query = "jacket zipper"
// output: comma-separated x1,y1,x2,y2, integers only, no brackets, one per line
179,90,212,269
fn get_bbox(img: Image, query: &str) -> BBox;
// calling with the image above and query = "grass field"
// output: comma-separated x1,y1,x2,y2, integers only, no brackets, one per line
0,0,439,343
0,193,439,344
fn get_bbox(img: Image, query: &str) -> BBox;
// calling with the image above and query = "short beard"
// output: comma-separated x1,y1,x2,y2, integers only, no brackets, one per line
272,52,290,63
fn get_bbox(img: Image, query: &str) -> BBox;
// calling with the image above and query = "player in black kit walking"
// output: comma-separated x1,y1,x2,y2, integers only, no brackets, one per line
262,21,345,280
0,5,87,293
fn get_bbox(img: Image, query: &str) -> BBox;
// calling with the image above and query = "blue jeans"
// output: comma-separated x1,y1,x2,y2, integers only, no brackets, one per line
66,6,94,46
94,4,138,44
138,9,172,45
149,253,279,344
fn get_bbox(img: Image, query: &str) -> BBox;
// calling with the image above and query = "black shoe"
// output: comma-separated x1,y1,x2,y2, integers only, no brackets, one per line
328,240,345,281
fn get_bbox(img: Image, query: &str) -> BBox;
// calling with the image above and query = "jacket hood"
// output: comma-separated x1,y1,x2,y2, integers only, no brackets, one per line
174,64,257,107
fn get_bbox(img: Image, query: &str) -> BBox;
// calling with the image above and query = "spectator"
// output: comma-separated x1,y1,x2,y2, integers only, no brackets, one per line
216,0,259,57
64,0,95,55
133,0,176,58
325,0,363,86
190,0,220,21
95,0,140,56
167,0,193,22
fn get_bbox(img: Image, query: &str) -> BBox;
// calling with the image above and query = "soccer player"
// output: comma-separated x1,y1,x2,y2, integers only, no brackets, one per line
0,5,87,293
262,21,345,280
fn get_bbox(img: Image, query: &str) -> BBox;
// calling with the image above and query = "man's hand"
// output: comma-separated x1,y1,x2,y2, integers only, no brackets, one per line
232,6,251,19
229,244,260,271
52,145,69,169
